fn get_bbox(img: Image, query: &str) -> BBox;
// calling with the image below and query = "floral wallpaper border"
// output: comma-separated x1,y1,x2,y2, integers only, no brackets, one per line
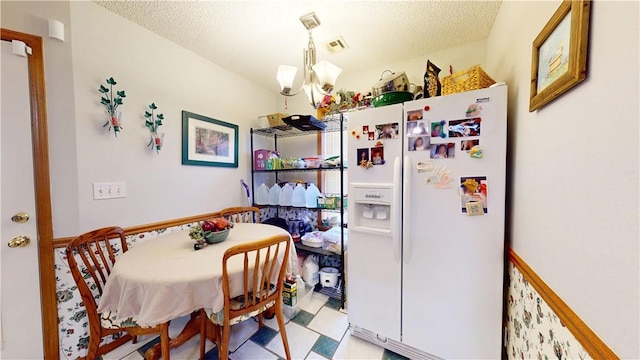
505,261,591,360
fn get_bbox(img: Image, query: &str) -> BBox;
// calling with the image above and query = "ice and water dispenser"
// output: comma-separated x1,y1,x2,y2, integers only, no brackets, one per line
350,184,395,235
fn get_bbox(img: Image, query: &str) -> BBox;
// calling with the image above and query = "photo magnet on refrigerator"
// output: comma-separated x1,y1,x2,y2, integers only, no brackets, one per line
460,139,480,152
357,148,373,169
430,143,455,159
449,118,481,137
407,109,423,121
460,176,488,213
430,120,447,139
370,146,385,165
406,120,429,137
375,122,399,139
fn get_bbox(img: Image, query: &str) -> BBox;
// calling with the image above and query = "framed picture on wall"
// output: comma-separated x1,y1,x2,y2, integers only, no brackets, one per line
529,0,591,112
181,111,238,167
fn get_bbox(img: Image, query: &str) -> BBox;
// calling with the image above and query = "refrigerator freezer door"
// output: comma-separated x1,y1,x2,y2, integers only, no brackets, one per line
347,104,404,184
401,86,508,359
347,104,404,342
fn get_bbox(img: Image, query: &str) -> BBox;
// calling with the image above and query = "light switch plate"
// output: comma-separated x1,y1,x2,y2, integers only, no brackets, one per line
93,182,126,200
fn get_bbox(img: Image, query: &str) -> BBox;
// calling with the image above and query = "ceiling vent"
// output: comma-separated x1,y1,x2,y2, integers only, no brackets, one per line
324,36,349,54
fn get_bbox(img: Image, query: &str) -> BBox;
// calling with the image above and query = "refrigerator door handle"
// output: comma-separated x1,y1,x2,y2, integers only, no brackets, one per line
403,155,411,264
392,156,402,263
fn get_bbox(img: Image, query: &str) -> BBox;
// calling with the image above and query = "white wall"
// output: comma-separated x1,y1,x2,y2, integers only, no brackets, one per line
3,1,280,236
486,1,639,357
340,39,489,97
57,2,276,235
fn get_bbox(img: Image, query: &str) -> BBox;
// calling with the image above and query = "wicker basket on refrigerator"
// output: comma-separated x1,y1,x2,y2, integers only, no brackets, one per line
442,65,496,95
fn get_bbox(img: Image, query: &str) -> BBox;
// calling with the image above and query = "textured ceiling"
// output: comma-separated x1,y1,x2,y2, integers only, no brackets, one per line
95,1,502,93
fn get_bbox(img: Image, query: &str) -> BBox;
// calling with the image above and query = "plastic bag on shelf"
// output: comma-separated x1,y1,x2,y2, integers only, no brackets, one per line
321,227,347,254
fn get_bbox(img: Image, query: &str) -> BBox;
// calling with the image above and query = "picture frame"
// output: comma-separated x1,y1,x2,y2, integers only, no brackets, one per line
529,0,591,112
181,111,238,167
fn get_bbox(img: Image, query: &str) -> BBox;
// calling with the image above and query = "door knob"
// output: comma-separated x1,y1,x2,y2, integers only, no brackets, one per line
8,235,31,248
11,212,30,223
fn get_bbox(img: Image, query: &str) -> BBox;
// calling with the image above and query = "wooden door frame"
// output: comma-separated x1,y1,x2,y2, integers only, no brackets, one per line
1,29,57,359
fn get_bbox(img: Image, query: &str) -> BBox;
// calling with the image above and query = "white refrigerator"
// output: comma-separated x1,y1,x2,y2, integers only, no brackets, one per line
347,85,507,359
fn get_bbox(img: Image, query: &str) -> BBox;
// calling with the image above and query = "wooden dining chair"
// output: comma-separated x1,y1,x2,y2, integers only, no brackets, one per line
65,226,171,360
199,233,292,360
220,206,261,223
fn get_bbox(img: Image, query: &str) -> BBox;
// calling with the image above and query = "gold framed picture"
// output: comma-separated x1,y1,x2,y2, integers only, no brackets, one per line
529,0,591,112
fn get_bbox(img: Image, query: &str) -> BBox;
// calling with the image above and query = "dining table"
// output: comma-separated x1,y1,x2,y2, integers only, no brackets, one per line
97,222,294,359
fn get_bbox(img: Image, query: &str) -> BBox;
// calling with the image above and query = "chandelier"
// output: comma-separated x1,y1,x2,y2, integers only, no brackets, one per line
276,12,342,108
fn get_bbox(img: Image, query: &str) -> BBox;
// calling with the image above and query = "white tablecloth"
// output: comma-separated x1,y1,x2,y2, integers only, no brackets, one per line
97,223,292,327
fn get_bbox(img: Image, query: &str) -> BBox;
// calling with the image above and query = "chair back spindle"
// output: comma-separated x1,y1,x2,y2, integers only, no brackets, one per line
220,206,261,224
66,226,171,360
207,234,292,360
67,227,128,311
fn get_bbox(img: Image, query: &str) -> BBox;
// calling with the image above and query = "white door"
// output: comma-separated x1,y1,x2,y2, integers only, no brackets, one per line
401,87,508,359
0,40,44,359
347,104,404,341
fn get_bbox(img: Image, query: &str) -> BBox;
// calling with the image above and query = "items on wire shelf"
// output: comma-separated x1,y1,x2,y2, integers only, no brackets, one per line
251,112,347,309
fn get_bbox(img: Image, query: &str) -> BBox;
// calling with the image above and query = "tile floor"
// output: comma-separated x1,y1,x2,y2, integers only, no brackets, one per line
103,290,407,360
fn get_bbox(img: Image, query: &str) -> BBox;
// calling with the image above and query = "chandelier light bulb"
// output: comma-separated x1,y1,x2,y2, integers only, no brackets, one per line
277,65,298,94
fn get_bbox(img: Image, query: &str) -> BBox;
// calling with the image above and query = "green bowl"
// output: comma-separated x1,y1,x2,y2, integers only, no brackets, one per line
204,228,230,244
371,91,414,107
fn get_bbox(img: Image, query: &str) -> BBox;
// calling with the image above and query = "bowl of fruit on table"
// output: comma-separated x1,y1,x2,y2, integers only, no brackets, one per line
190,217,233,249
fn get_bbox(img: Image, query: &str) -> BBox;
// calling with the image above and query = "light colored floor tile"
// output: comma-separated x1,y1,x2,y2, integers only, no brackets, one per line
117,301,366,360
227,318,260,351
263,311,290,330
168,314,192,337
306,307,349,341
306,350,329,359
333,329,384,360
300,291,329,315
103,335,156,360
113,350,145,360
169,335,216,360
265,321,319,359
230,340,278,360
107,313,212,360
167,313,216,359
